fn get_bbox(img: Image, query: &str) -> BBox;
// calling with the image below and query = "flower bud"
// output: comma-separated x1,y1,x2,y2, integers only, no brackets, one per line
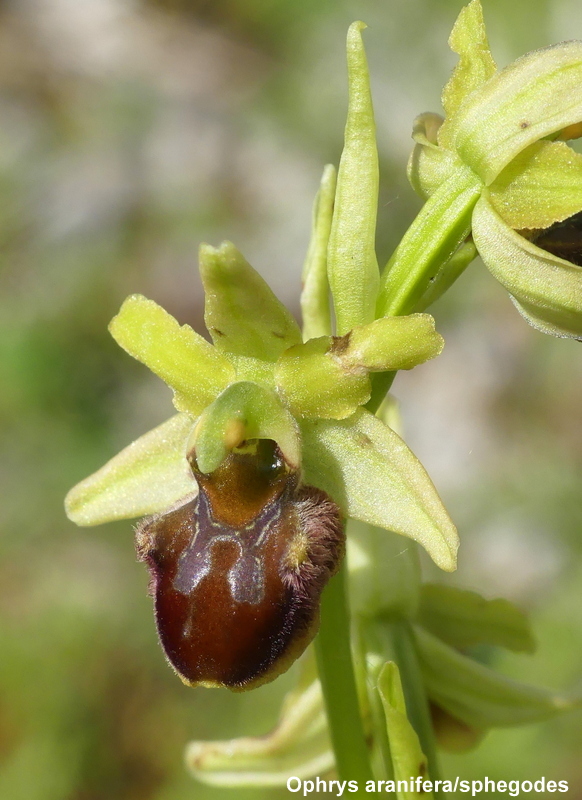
136,439,344,690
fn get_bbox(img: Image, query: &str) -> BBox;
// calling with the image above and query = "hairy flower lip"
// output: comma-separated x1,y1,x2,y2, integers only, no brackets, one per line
136,442,345,691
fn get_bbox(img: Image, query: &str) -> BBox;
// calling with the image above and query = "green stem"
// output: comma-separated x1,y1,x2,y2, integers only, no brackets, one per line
315,564,374,787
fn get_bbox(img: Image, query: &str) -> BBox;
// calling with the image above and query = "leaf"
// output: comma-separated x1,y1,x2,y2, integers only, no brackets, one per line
441,0,497,120
418,584,536,653
301,164,336,340
415,627,579,729
199,241,302,361
377,662,433,800
186,651,333,787
446,40,582,184
300,409,459,572
472,193,582,339
489,140,582,230
327,21,379,335
193,381,301,473
65,414,196,526
109,294,234,416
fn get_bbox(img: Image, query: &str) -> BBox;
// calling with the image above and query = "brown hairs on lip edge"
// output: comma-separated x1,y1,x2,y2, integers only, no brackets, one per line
135,441,344,690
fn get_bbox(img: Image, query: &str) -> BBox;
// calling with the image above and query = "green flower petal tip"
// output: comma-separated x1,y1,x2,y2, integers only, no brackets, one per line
65,414,196,526
441,0,496,120
191,381,301,474
109,294,235,415
199,241,302,361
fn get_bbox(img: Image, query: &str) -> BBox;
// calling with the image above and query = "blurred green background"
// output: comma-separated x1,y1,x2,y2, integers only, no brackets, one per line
1,0,581,797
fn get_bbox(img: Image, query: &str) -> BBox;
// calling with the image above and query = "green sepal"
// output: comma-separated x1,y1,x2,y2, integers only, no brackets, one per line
472,194,582,339
186,651,332,787
415,627,579,729
65,414,196,526
444,40,582,185
275,336,371,420
301,164,336,340
377,662,433,800
199,241,302,361
192,381,301,473
489,140,582,230
418,584,536,654
109,294,235,416
441,0,497,121
300,409,459,572
327,21,379,335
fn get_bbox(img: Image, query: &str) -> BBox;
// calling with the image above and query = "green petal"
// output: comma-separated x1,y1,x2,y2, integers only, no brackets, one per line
418,584,536,654
473,194,582,339
192,381,301,473
446,41,582,184
275,336,371,420
489,140,582,230
340,314,444,371
301,164,336,340
109,294,235,416
441,0,497,120
276,315,443,420
327,22,379,335
300,410,459,572
186,652,332,787
65,414,196,526
199,241,302,361
415,627,578,729
377,662,432,799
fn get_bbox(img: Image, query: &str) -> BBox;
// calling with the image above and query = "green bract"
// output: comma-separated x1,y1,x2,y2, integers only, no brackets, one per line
406,0,582,339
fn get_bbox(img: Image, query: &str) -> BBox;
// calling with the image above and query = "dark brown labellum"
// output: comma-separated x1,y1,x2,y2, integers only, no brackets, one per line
135,439,344,690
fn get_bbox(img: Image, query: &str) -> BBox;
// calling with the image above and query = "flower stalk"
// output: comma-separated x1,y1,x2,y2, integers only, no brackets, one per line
64,0,582,791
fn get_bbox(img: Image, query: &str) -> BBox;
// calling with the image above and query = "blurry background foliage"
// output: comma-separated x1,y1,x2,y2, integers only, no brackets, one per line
0,0,581,798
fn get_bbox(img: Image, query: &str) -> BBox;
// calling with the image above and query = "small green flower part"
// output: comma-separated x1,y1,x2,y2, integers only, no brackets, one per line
191,381,301,474
415,627,580,730
377,662,432,799
406,0,582,339
109,294,235,415
186,650,333,787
